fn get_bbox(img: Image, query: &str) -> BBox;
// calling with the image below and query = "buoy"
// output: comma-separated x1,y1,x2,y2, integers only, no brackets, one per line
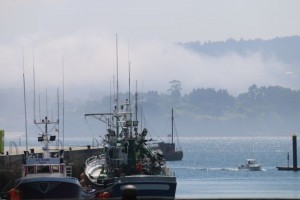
102,191,111,198
9,188,21,200
137,162,142,173
122,185,137,200
96,192,103,198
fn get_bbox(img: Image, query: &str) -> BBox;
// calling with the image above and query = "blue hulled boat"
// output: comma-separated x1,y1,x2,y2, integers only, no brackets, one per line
84,98,177,199
11,117,96,199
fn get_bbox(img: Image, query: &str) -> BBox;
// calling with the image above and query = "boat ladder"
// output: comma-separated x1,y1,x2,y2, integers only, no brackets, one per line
66,166,72,177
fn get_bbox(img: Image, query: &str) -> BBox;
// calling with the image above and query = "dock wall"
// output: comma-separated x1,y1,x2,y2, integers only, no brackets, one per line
0,147,103,191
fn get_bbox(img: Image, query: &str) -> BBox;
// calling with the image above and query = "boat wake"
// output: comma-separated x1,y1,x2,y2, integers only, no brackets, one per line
197,167,239,171
171,166,239,171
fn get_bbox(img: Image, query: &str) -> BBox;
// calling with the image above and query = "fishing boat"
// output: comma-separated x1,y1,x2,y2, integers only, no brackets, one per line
155,108,183,161
238,159,262,171
10,116,96,199
83,35,176,199
84,98,177,199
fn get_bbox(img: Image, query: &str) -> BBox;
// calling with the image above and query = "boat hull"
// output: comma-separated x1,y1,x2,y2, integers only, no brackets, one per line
238,166,262,171
156,142,183,161
14,177,95,199
106,175,177,199
164,151,183,161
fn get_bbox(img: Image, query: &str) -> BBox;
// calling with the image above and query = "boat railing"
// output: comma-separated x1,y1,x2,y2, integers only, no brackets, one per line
85,156,106,175
86,156,99,166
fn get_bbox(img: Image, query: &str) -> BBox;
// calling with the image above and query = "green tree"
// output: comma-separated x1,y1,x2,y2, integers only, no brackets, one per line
168,80,182,99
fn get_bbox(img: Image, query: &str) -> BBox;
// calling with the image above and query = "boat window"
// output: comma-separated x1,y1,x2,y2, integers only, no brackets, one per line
52,165,59,173
27,166,35,174
60,165,64,173
37,165,50,173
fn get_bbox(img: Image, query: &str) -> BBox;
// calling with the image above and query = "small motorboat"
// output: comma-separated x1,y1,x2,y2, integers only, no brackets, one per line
238,159,262,171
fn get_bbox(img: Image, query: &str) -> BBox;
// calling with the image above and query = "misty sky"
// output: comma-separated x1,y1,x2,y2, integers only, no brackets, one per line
1,0,300,99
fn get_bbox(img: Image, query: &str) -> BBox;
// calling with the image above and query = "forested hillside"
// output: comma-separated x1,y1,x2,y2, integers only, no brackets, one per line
1,84,299,137
179,36,300,66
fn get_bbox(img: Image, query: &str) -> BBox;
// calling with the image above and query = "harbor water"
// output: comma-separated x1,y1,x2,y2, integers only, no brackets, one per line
169,137,300,199
4,136,300,199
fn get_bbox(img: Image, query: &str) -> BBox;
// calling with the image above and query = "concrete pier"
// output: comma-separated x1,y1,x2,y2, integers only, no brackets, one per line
277,134,300,171
0,146,103,191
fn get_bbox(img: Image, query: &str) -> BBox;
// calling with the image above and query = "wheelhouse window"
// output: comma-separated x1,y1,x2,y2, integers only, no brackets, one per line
27,166,35,174
52,165,59,173
37,165,50,173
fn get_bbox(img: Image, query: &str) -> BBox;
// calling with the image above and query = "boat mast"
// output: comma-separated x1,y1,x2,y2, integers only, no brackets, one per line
115,34,120,137
171,108,174,144
135,81,138,122
62,57,65,150
32,47,36,124
128,42,132,137
57,88,60,148
22,45,28,152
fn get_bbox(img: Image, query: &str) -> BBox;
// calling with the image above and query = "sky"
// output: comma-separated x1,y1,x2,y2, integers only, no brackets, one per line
1,0,300,99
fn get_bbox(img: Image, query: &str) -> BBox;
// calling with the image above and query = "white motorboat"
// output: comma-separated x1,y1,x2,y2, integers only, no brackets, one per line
238,159,262,171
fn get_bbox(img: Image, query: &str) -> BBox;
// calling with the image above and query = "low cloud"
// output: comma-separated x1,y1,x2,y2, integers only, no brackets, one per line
0,30,297,100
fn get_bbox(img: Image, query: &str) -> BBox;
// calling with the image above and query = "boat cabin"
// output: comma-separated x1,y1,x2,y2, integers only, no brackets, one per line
22,157,66,177
22,150,66,177
246,159,258,165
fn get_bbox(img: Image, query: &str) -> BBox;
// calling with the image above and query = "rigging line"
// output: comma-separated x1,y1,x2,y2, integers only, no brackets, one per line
57,88,60,147
22,45,28,152
45,88,48,118
84,117,97,137
138,105,154,138
165,111,171,137
38,94,41,122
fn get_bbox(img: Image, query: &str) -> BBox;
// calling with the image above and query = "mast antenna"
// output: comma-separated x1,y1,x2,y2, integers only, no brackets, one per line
135,80,138,122
128,41,131,106
46,88,48,118
32,47,36,123
128,42,132,136
22,45,28,152
62,57,65,149
57,87,60,149
171,108,174,144
116,34,119,136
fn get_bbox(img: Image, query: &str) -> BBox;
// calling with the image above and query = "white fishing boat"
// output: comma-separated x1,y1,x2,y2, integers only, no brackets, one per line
10,117,96,199
238,159,262,171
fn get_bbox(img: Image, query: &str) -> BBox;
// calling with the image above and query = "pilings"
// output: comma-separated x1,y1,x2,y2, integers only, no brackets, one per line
277,134,300,171
292,134,298,169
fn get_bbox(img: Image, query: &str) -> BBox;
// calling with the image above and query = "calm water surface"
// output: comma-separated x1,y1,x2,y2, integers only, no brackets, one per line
6,136,300,198
168,137,300,199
